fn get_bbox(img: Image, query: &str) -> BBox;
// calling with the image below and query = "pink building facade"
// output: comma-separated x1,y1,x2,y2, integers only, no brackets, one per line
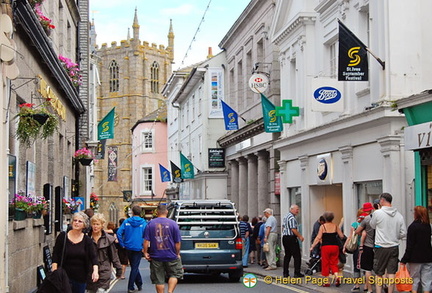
131,113,168,201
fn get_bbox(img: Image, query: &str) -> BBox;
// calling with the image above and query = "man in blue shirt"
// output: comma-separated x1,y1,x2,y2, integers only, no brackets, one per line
117,205,147,293
144,204,183,293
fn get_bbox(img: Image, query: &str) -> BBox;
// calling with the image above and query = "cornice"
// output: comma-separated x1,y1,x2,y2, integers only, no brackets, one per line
217,118,265,148
273,13,317,46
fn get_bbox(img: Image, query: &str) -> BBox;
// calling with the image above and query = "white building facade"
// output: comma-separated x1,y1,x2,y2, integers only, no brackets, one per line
271,0,432,273
164,53,228,200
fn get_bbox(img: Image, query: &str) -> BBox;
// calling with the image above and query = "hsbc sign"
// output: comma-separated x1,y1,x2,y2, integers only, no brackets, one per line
249,73,269,93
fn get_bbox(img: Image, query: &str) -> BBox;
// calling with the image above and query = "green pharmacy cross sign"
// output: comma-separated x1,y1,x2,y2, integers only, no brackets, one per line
276,99,300,123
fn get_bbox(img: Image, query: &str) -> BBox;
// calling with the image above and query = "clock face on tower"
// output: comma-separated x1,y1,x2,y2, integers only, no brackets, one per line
114,113,119,126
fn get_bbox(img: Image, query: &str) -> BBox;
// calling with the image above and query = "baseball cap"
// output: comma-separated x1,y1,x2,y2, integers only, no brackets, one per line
362,202,373,212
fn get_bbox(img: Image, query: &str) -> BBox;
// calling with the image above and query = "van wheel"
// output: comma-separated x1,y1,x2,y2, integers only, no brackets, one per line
228,270,242,282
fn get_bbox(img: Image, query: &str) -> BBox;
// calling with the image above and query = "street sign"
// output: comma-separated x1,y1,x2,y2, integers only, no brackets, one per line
249,73,269,93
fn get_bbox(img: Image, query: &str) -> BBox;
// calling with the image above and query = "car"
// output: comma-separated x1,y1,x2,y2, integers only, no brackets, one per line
167,200,243,282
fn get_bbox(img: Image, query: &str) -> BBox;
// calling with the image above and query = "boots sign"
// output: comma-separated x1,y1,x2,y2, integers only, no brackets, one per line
249,73,269,93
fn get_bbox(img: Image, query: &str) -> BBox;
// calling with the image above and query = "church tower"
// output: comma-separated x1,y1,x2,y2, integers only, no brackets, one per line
94,9,174,222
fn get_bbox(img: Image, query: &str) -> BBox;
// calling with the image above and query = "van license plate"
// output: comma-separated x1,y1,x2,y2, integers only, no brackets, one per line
195,243,218,249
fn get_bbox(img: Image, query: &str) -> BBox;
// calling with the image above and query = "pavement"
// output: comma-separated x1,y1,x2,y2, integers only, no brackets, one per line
243,262,364,293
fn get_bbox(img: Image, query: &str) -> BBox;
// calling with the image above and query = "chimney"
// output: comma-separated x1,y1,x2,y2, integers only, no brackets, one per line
207,47,213,59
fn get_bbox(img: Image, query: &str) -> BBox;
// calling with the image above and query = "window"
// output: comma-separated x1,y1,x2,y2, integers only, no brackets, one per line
142,167,153,195
141,130,154,151
109,60,119,92
329,42,337,78
356,181,382,209
150,61,159,93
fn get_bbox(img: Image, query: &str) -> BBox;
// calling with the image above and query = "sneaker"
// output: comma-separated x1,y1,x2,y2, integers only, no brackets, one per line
265,266,277,270
351,286,361,292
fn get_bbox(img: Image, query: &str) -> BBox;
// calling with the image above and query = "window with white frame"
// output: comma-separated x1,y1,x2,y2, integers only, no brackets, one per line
141,166,153,196
141,130,154,152
329,42,337,78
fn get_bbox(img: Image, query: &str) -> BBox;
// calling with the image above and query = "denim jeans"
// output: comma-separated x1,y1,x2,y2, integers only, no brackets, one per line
127,250,143,291
69,278,86,293
242,238,250,266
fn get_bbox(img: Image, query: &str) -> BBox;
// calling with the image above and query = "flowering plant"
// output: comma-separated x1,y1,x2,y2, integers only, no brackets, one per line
63,198,79,214
74,148,94,160
90,192,99,211
34,4,55,33
59,55,82,86
15,103,58,147
28,196,49,213
9,193,33,211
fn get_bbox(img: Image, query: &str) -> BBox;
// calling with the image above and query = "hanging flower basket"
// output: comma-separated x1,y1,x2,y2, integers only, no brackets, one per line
15,103,58,147
79,158,93,166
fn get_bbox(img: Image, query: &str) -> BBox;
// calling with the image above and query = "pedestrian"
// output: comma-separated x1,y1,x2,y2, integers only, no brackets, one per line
117,205,148,293
252,216,264,265
51,211,99,293
239,215,251,267
369,192,406,293
355,202,376,293
114,218,128,279
263,208,278,270
249,217,258,264
87,213,123,293
343,206,370,292
282,204,305,278
401,206,432,293
105,221,116,236
310,211,345,287
258,216,267,267
310,215,325,257
144,204,183,293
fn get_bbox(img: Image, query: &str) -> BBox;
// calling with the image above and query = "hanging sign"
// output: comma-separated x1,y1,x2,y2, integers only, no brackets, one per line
249,73,269,93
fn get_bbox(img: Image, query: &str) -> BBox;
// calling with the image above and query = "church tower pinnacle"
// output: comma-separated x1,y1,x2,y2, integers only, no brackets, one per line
132,7,139,41
167,19,174,61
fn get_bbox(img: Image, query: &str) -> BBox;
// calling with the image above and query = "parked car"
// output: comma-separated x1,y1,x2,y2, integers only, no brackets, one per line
167,200,243,282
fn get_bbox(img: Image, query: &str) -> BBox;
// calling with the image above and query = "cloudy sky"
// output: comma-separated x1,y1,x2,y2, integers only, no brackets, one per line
90,0,251,68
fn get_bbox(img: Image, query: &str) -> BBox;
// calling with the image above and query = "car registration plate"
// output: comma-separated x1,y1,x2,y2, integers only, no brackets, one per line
195,243,219,249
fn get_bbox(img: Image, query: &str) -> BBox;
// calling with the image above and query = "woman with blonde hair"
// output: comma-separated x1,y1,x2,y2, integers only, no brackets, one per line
87,213,122,293
310,211,345,287
401,206,432,293
52,211,99,293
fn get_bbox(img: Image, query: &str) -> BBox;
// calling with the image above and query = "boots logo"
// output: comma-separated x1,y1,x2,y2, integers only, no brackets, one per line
348,47,361,66
313,87,341,104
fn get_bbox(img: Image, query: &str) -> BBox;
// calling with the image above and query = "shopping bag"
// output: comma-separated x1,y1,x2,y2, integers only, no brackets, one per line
345,230,358,253
395,263,412,292
263,243,270,252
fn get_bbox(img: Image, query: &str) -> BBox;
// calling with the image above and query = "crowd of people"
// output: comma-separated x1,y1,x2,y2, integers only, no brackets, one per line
46,204,182,293
241,193,432,293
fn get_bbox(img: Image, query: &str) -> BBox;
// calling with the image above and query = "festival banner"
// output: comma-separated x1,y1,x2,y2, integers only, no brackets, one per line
159,164,171,182
221,100,239,130
170,161,183,183
261,93,283,133
107,146,118,181
338,20,368,81
98,107,115,140
180,152,195,179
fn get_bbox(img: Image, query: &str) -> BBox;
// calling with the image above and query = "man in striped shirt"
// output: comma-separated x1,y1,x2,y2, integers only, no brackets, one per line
282,205,304,278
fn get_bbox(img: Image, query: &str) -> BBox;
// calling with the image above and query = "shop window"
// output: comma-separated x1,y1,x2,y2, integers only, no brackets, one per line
356,181,382,209
288,187,302,232
427,165,432,222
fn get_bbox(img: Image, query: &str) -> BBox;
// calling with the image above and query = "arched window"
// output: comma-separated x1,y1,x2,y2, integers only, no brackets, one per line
109,202,119,224
109,60,119,92
150,61,159,93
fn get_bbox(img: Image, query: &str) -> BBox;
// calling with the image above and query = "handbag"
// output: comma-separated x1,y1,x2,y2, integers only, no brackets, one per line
37,232,71,293
395,264,412,292
263,243,270,252
345,230,359,253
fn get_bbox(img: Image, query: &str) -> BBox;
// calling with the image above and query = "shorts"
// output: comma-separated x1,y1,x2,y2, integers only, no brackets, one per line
373,246,399,276
360,246,374,271
150,258,184,285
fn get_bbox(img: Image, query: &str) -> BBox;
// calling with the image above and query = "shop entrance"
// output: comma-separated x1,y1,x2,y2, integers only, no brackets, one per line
310,185,343,227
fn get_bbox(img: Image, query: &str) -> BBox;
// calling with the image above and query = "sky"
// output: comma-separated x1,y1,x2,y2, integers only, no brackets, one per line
89,0,251,69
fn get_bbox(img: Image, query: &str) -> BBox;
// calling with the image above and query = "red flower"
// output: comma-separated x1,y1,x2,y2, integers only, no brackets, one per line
19,103,35,108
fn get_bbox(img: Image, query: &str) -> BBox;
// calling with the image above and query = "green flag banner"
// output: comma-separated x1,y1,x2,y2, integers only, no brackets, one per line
98,108,115,140
261,94,283,133
180,152,194,179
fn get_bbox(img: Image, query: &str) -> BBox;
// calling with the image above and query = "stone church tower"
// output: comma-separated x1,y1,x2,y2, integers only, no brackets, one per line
94,9,174,222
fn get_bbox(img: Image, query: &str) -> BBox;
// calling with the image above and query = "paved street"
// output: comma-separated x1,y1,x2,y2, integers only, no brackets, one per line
107,258,353,293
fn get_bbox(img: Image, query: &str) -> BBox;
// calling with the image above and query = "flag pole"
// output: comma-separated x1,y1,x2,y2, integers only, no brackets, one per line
365,47,385,70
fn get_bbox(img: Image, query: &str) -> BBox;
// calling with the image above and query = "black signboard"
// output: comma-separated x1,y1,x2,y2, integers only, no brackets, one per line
208,148,225,168
43,245,52,273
